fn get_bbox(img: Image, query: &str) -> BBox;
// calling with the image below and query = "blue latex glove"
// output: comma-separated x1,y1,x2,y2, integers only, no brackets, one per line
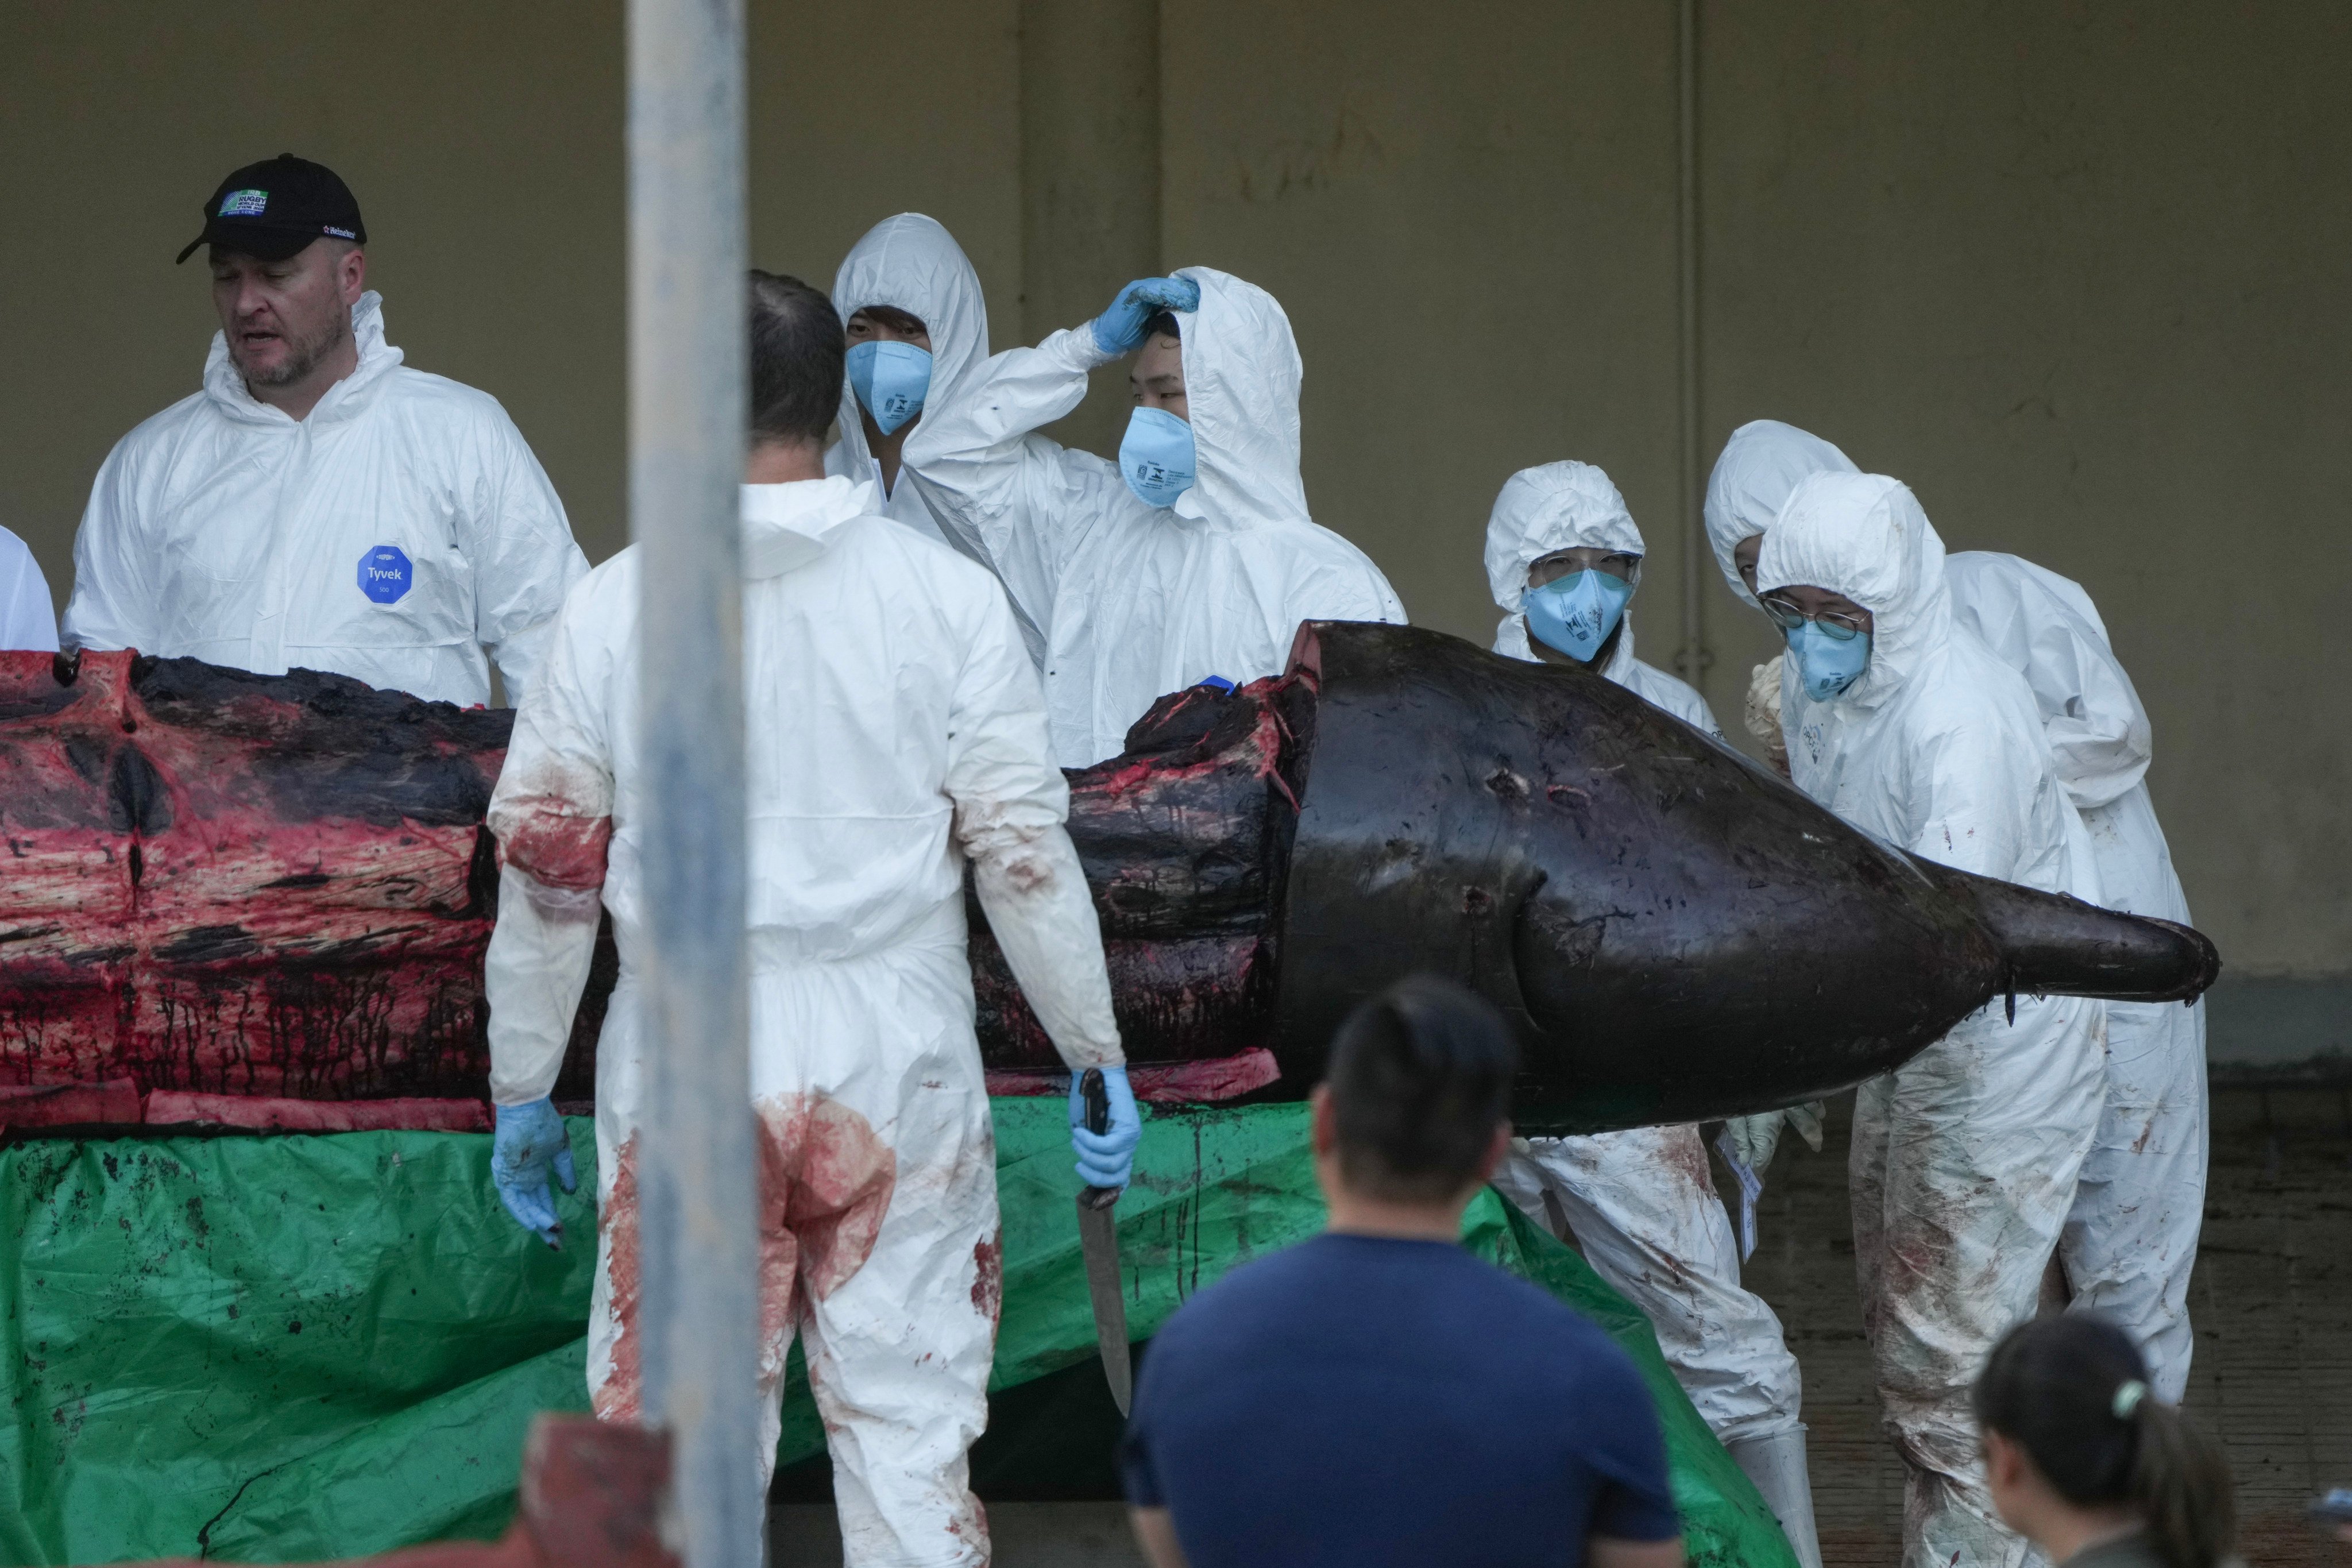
492,1096,578,1249
1090,276,1202,357
1069,1065,1144,1190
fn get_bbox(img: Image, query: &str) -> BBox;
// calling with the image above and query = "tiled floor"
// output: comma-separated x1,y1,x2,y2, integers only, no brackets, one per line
1735,1085,2352,1568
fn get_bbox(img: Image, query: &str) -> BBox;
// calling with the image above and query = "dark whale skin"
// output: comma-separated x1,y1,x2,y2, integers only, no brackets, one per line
1268,623,2214,1134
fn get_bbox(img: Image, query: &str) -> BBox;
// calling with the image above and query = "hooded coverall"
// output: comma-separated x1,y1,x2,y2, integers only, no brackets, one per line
484,476,1123,1567
823,214,1050,669
1945,551,2206,1400
1760,473,2107,1568
903,267,1406,766
64,292,585,706
1708,421,2206,1402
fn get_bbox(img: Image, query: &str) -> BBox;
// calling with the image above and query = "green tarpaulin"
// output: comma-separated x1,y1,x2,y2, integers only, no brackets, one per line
0,1103,1794,1567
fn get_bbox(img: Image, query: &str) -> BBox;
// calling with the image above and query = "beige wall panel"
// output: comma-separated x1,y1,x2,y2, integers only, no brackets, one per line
1160,1,1686,652
1700,2,2352,974
1019,0,1162,459
750,1,1022,362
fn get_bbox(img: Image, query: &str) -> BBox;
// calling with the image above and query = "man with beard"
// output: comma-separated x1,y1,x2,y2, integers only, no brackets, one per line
63,155,586,708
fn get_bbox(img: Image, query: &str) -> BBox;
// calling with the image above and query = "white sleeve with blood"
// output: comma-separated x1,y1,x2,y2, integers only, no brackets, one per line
899,327,1117,616
966,819,1123,1070
944,593,1124,1071
482,603,616,1103
485,862,604,1104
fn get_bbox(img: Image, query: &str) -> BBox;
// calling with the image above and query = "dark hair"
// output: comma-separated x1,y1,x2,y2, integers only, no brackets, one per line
1324,975,1518,1202
1972,1315,2235,1568
748,270,844,446
1142,309,1181,345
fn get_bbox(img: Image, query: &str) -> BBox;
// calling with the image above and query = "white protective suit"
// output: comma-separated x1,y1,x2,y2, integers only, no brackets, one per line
906,267,1407,766
1702,418,1861,609
63,292,586,707
0,526,58,651
482,476,1123,1567
1759,474,2107,1568
824,214,1048,666
1945,550,2206,1401
1480,461,1820,1568
1707,422,2207,1401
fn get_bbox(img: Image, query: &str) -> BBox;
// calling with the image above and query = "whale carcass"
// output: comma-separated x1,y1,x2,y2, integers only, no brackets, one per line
0,624,2216,1134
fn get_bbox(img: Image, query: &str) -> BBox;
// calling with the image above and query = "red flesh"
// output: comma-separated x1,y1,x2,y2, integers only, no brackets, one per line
0,652,505,1110
0,653,1303,1129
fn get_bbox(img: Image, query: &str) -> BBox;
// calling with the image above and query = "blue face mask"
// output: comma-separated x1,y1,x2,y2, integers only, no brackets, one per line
845,339,932,436
1120,406,1196,508
1786,620,1872,701
1522,569,1635,664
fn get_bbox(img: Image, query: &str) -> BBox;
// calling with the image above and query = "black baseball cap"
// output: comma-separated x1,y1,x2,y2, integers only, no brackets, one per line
176,155,368,264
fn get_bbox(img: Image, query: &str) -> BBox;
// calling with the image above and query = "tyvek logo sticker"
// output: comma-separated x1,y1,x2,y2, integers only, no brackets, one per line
219,188,269,217
358,545,414,604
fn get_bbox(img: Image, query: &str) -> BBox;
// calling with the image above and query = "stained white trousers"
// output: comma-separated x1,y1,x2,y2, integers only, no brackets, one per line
1852,997,2106,1568
1494,1123,1803,1445
2058,993,2206,1400
2061,785,2207,1402
587,945,1004,1568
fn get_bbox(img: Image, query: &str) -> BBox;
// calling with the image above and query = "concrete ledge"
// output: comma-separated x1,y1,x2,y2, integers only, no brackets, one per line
2203,976,2352,1086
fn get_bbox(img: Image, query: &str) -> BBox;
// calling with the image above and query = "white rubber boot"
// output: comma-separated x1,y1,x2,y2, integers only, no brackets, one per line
1728,1426,1824,1568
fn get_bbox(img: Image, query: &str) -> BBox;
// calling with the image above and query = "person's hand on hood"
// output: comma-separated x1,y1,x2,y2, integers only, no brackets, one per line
1091,277,1202,357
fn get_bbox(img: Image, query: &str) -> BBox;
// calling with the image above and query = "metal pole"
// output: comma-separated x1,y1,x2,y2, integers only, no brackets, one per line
628,0,755,1563
1674,0,1710,702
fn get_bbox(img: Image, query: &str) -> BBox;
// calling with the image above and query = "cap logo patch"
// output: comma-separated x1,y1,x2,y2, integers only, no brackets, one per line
219,188,269,218
323,226,357,240
358,544,414,605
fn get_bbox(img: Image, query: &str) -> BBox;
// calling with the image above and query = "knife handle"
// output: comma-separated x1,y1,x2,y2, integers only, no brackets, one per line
1079,1068,1119,1209
1081,1067,1110,1136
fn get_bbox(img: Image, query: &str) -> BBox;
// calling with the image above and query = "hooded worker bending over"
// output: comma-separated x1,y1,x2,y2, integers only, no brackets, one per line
64,155,586,707
480,272,1134,1567
1757,473,2106,1568
906,268,1406,766
1708,420,2206,1405
1481,460,1821,1568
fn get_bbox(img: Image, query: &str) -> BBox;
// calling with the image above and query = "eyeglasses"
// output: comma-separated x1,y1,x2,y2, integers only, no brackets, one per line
1529,551,1643,589
1760,595,1867,642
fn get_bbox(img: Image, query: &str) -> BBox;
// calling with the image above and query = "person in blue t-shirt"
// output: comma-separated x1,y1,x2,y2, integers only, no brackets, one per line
1120,975,1686,1568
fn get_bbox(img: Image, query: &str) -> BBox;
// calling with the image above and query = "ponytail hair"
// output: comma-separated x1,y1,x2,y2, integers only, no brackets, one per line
1972,1315,2235,1568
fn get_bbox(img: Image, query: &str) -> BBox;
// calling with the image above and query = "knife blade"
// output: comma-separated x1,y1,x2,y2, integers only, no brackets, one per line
1076,1067,1133,1416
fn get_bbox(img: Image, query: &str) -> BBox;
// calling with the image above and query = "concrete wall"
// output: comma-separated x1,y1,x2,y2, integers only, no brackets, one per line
2,3,2343,1018
1163,0,1689,654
